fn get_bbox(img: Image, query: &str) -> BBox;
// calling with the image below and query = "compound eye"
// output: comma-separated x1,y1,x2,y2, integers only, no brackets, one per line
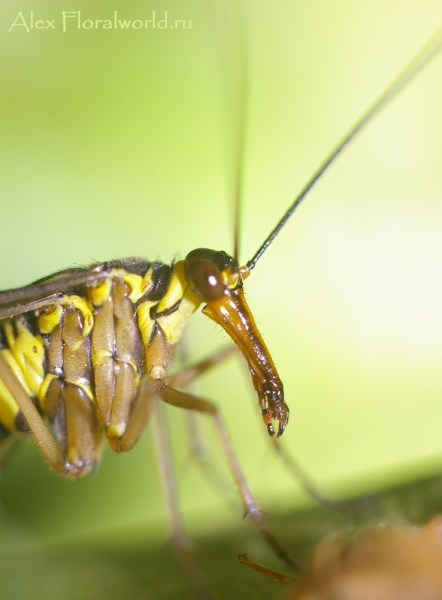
185,258,226,302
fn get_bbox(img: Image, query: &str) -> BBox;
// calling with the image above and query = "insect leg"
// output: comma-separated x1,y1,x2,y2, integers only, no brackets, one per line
109,347,234,454
157,384,298,571
171,346,244,506
111,378,158,452
0,353,65,473
165,346,236,388
151,400,213,600
169,347,334,510
237,553,293,585
270,440,339,511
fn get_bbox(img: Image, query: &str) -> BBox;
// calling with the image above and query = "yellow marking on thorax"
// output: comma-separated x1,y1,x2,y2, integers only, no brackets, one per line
90,279,113,307
90,268,157,352
3,321,45,397
156,261,186,314
116,356,141,378
67,295,94,337
40,295,94,351
0,349,33,431
136,261,202,355
123,266,154,303
136,299,158,350
65,379,96,404
156,261,202,346
38,373,59,410
0,380,20,432
90,267,155,307
38,304,63,334
39,294,94,340
91,350,141,379
38,374,95,411
91,349,113,368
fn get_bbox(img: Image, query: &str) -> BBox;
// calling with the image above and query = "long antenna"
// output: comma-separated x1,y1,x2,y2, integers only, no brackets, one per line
246,25,442,271
232,0,249,263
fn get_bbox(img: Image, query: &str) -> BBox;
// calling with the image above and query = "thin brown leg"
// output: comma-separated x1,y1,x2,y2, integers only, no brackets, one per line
184,410,240,514
0,354,65,474
157,384,297,571
272,441,377,517
165,346,236,389
270,439,338,510
169,346,243,514
238,553,294,584
151,401,213,600
186,411,209,463
168,344,234,476
179,348,334,511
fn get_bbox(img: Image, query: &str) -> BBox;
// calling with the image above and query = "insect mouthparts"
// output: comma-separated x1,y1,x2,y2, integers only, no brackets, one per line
260,384,289,438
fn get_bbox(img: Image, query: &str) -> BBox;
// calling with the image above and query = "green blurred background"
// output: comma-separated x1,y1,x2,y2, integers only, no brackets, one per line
1,0,442,596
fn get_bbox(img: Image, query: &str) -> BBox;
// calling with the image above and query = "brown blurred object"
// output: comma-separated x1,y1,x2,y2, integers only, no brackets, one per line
291,516,442,600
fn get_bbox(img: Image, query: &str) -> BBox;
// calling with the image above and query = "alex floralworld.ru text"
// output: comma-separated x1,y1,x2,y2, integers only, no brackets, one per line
8,11,192,32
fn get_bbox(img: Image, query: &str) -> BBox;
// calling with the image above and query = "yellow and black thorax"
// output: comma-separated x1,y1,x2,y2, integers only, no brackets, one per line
0,257,204,440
